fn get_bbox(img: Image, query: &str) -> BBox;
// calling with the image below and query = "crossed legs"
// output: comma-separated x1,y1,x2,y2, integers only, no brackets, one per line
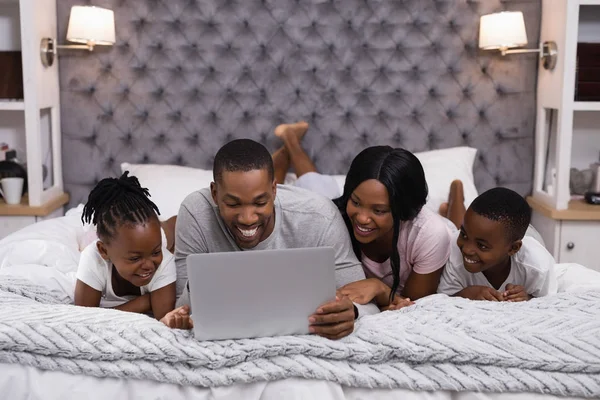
271,125,468,226
271,121,317,184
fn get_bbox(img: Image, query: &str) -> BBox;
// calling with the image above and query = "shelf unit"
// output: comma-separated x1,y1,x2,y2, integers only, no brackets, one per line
530,0,600,271
0,0,68,237
0,100,25,110
573,101,600,111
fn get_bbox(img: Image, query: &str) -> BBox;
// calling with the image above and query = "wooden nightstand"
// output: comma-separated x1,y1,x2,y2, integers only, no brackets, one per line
0,193,69,239
528,196,600,271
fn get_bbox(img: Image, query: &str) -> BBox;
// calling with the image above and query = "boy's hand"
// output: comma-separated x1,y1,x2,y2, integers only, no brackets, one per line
309,295,355,340
503,284,531,302
160,305,194,329
380,296,414,312
457,285,504,301
337,278,389,306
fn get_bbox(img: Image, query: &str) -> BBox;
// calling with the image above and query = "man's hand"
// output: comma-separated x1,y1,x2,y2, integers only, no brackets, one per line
380,296,414,312
337,278,390,306
308,295,355,340
160,305,194,329
503,284,531,302
457,285,504,301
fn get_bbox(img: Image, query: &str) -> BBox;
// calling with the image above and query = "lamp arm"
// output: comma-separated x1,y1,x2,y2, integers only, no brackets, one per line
502,48,541,55
498,41,558,70
56,43,95,51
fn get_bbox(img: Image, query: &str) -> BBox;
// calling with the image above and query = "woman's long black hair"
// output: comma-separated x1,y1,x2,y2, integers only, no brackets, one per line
333,146,428,297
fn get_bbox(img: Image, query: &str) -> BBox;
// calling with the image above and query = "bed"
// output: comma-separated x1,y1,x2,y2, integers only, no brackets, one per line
1,157,600,399
6,0,595,397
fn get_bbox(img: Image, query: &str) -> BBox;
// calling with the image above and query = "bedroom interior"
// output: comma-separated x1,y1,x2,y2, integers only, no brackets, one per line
0,0,600,399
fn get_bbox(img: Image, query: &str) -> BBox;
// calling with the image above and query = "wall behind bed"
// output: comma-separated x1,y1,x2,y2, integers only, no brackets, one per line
57,0,541,206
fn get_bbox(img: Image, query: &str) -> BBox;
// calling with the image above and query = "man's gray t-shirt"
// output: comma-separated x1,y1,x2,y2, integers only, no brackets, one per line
174,184,377,316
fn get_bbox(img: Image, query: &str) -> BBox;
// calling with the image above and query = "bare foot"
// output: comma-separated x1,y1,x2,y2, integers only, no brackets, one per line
274,121,309,142
439,202,449,217
448,180,465,205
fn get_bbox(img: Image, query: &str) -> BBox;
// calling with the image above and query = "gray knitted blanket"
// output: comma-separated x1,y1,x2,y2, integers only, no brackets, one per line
0,277,599,398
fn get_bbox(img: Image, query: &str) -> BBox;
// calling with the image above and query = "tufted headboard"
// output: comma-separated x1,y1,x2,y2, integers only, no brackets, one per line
57,0,540,206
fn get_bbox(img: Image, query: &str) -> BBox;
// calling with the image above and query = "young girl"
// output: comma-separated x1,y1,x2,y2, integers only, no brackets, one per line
273,123,451,310
74,172,182,322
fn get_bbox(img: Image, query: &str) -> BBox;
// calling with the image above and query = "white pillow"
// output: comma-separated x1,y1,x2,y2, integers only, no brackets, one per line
287,147,478,213
122,146,478,220
414,147,478,213
121,163,214,220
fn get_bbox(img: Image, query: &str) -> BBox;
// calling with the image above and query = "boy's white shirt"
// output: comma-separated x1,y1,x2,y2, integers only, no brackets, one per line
76,238,176,308
438,231,558,297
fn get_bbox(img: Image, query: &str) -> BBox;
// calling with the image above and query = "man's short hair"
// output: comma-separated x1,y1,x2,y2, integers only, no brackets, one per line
469,187,531,242
213,139,274,183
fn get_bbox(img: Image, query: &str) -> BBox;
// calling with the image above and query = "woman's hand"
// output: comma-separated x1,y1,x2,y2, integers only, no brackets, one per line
337,278,391,306
380,296,414,312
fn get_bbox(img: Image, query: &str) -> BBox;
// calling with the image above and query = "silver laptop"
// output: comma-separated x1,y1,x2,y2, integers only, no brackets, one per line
186,247,336,341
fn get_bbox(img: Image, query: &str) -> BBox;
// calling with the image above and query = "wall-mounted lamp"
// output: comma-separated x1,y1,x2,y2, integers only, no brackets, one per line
479,11,558,70
40,6,115,67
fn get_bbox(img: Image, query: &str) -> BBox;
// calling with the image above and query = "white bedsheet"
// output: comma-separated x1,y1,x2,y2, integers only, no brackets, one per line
0,362,587,400
0,211,599,400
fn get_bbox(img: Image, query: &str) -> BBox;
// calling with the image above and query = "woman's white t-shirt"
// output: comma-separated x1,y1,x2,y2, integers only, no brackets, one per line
76,240,176,308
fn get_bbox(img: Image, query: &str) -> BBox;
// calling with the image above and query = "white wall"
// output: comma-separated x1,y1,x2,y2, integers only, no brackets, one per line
579,5,600,43
0,3,21,51
571,111,600,170
0,111,27,160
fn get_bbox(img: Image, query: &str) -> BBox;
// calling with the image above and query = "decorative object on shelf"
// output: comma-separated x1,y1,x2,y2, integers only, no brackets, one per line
570,167,595,195
0,177,24,205
479,11,558,70
0,160,27,197
575,43,600,101
0,51,24,99
0,143,17,161
585,192,600,205
40,5,115,67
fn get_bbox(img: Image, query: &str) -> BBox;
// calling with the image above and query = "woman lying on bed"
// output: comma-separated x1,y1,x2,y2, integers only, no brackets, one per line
272,122,451,310
74,172,191,326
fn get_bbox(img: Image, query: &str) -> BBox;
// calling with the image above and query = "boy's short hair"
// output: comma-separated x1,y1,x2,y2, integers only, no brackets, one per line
469,187,531,242
213,139,274,183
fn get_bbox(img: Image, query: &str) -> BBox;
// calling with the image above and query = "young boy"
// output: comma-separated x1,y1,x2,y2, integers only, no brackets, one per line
437,183,557,301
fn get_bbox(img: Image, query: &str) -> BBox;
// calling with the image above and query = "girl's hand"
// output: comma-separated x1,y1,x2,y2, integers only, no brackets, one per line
160,305,194,329
337,278,390,306
380,296,414,312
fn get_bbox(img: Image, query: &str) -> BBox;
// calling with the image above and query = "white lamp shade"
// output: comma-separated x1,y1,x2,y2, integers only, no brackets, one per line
479,11,528,50
66,6,115,46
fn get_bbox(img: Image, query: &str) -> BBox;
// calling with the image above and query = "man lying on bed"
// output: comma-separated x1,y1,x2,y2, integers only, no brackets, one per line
163,138,378,339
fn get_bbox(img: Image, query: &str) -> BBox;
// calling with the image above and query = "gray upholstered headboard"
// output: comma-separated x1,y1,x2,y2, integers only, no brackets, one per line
57,0,540,206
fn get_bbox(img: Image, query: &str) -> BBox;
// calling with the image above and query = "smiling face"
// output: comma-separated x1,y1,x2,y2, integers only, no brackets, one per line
211,168,276,249
345,179,394,244
97,217,163,287
457,208,521,274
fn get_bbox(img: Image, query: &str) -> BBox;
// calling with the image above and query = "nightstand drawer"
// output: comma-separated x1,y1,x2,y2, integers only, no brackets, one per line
0,207,65,239
558,220,600,271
